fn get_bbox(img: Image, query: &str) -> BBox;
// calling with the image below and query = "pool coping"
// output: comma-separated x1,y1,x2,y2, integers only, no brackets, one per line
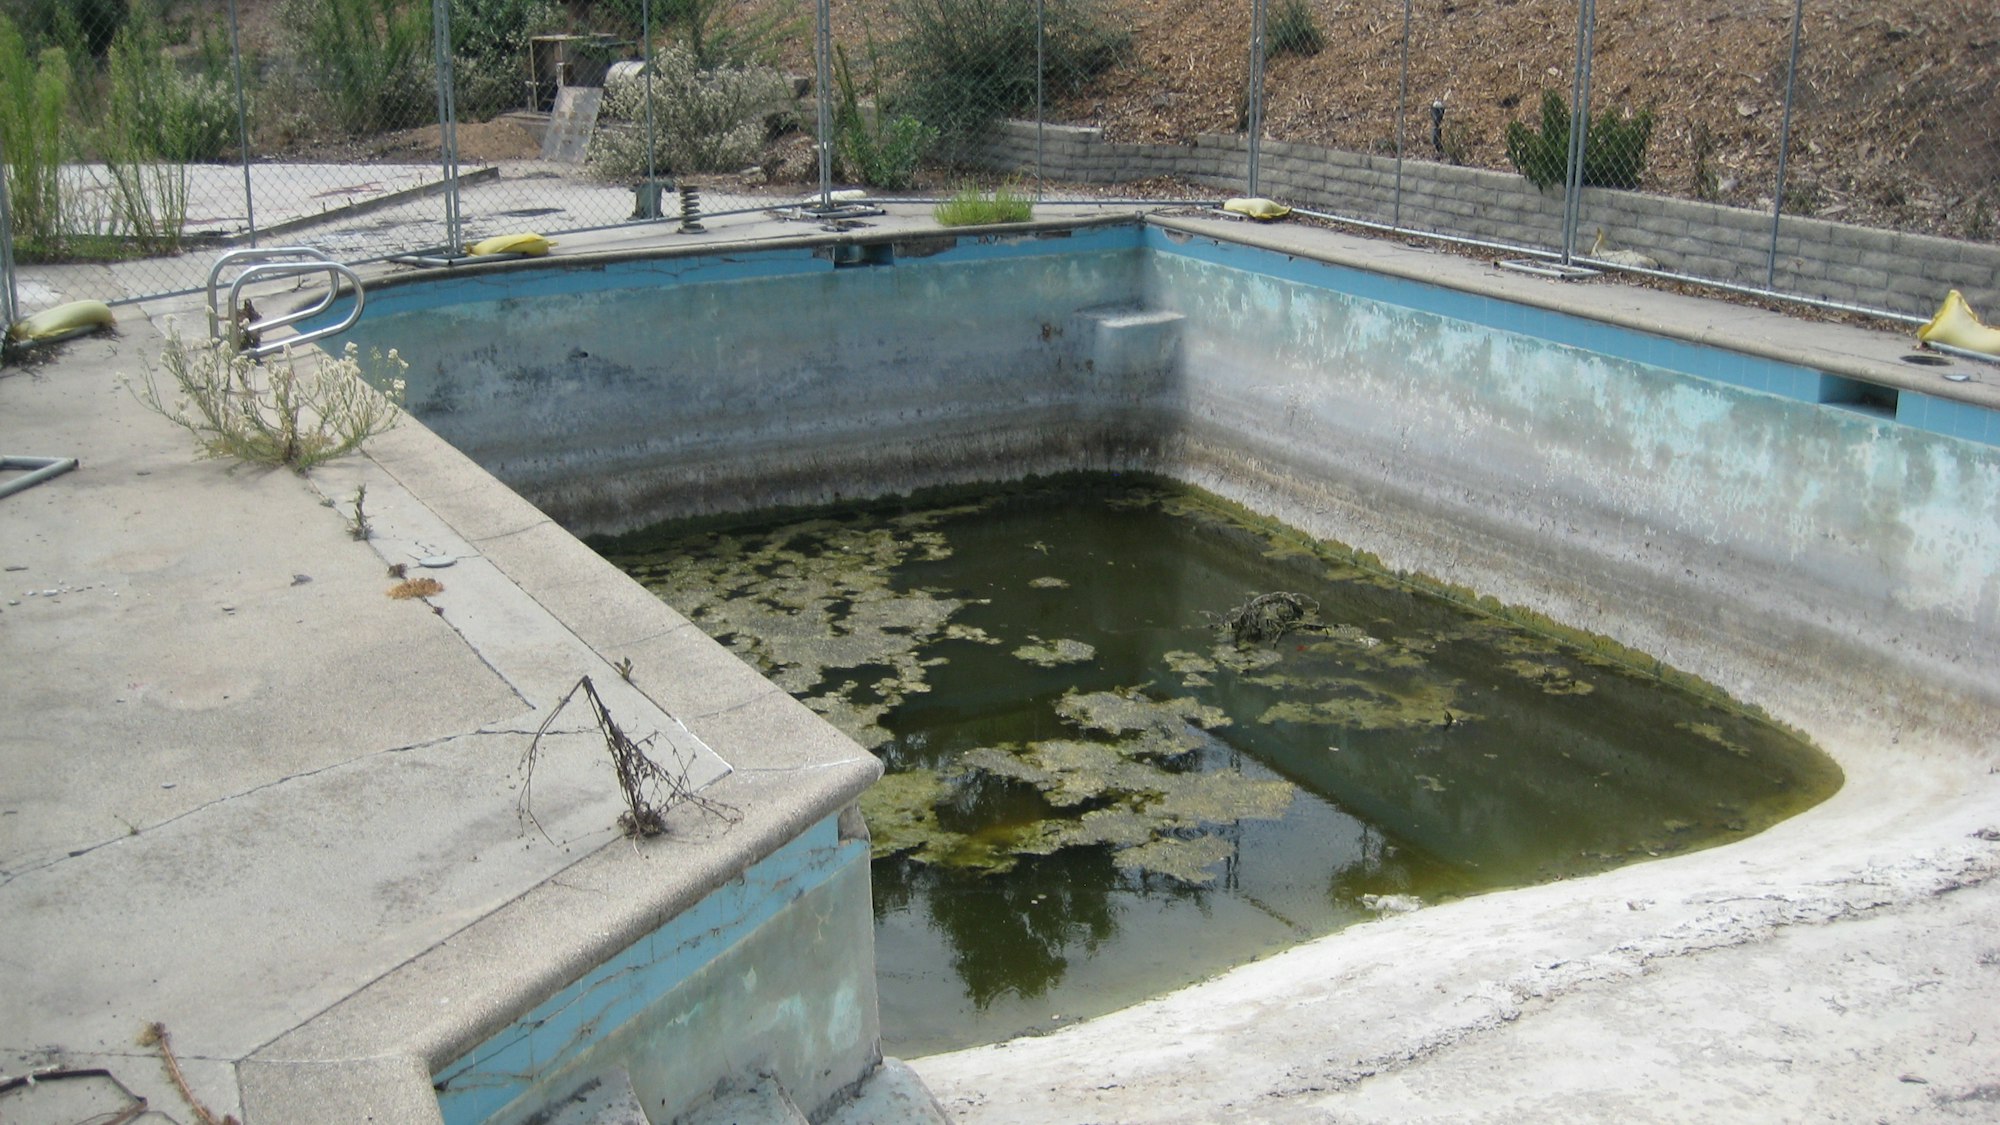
232,394,888,1123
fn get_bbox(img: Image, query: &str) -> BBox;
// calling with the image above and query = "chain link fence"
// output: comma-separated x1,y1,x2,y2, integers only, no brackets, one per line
3,0,1995,326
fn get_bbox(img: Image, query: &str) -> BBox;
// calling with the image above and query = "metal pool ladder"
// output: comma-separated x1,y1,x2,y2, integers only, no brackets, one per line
206,247,365,360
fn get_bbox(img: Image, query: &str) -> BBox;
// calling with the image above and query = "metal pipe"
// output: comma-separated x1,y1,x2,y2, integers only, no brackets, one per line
1923,341,2000,366
227,0,257,247
207,246,335,340
1766,0,1805,289
644,0,658,200
814,0,834,208
1036,0,1046,199
1245,0,1267,196
227,261,367,359
0,457,79,500
432,0,463,257
1559,0,1595,265
1393,0,1412,229
0,132,16,328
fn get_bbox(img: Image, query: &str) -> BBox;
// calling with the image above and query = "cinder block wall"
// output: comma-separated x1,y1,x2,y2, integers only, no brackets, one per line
971,121,2000,320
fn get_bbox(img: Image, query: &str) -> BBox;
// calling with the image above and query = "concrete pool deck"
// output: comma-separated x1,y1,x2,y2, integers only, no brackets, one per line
4,204,1998,1124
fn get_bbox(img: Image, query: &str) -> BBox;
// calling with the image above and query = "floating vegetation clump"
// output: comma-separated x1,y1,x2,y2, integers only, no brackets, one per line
1205,590,1326,644
607,473,1841,1056
1012,637,1097,667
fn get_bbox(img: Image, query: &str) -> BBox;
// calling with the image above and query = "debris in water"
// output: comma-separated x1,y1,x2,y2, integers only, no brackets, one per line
1012,636,1097,667
1361,893,1423,914
1205,591,1326,644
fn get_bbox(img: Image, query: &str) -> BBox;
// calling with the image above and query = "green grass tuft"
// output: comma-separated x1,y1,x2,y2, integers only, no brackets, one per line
933,182,1033,226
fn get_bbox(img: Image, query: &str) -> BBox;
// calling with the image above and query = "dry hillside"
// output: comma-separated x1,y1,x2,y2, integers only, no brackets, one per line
232,0,1997,239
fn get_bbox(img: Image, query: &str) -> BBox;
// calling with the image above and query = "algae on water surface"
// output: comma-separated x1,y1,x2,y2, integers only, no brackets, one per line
612,474,1840,1056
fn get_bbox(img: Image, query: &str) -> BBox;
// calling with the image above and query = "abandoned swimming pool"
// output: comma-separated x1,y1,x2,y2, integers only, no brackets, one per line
600,474,1839,1053
323,213,2000,1117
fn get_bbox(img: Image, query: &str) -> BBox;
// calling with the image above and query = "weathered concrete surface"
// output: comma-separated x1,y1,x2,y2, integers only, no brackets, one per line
0,231,887,1123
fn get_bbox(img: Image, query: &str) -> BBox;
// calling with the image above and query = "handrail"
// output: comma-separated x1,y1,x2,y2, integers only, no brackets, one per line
206,248,365,359
206,247,329,340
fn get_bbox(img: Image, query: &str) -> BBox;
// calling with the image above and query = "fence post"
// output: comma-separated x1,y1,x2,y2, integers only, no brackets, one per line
432,0,463,256
0,134,16,329
226,0,258,247
1559,0,1595,264
1035,0,1046,197
814,0,833,207
1393,0,1412,229
644,0,658,195
1766,0,1805,289
1245,0,1266,195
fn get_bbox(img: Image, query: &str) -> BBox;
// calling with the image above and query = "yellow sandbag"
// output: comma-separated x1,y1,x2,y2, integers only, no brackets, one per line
1917,290,2000,356
469,232,555,257
7,299,115,343
1222,197,1292,222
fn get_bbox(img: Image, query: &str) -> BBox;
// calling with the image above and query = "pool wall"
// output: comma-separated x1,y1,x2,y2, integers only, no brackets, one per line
356,227,1169,534
343,218,1999,751
1138,225,2000,741
432,816,879,1125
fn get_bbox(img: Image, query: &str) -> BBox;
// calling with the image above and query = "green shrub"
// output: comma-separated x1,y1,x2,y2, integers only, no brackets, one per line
587,42,791,176
0,15,73,260
450,0,557,64
891,0,1127,150
283,0,434,135
598,0,798,69
4,0,128,57
1504,89,1653,191
1268,0,1322,58
832,42,934,189
105,3,233,161
447,0,557,118
934,181,1032,225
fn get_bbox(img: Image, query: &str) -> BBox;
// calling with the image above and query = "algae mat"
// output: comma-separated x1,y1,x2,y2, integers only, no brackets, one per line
610,476,1839,1055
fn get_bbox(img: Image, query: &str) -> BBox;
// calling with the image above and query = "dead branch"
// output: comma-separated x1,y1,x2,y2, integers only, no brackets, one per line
137,1023,239,1125
518,675,739,841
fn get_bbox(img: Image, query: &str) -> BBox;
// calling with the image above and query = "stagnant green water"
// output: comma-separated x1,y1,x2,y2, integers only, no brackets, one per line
607,475,1840,1056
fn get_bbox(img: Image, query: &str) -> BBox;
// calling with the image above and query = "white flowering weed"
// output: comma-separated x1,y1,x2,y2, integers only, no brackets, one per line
129,329,407,471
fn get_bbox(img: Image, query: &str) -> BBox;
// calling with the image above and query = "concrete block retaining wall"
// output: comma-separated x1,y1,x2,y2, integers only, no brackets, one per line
971,121,2000,319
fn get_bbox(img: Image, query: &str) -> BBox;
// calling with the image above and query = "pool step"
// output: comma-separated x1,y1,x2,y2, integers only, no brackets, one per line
540,1059,951,1125
823,1059,953,1125
678,1073,809,1125
1076,306,1185,380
